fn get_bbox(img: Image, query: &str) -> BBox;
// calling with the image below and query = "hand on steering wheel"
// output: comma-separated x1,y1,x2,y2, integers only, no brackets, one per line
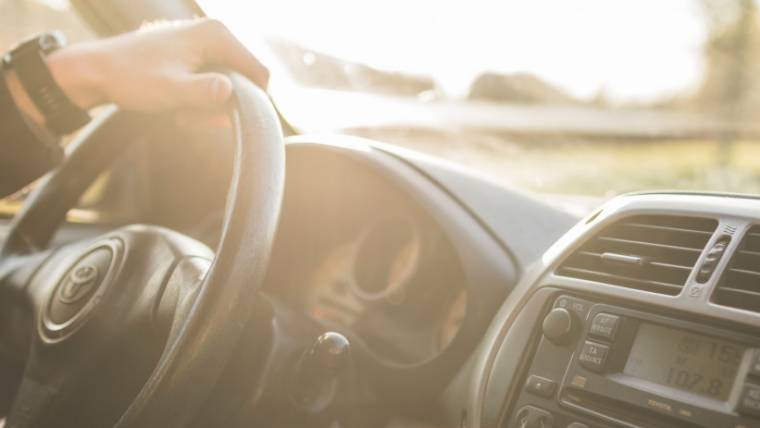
7,18,268,132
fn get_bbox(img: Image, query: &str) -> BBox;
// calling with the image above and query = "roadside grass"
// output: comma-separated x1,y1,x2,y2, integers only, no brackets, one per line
346,128,760,197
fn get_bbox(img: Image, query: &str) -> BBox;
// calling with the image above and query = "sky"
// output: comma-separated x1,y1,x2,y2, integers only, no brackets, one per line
201,0,708,103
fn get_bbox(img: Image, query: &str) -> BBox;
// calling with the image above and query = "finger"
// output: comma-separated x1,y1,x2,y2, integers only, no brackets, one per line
172,72,233,109
199,20,270,89
176,106,231,131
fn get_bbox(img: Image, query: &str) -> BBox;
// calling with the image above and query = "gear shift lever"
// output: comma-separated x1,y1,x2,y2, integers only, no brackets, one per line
290,332,351,409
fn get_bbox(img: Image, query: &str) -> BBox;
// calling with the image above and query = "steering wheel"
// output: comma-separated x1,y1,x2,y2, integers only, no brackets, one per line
0,73,284,428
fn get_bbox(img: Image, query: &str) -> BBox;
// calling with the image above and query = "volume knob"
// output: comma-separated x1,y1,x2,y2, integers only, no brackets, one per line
542,308,574,344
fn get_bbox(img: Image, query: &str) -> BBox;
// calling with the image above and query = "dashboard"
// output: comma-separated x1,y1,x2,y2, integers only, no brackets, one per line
4,130,760,428
215,137,760,428
262,140,760,428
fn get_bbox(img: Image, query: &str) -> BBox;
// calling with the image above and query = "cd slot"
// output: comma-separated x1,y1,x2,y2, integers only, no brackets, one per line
560,388,703,428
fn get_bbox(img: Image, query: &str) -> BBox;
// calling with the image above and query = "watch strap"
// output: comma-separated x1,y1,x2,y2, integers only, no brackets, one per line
4,32,90,135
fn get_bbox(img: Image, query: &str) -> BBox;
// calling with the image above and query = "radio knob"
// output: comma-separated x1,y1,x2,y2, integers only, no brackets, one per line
542,308,574,344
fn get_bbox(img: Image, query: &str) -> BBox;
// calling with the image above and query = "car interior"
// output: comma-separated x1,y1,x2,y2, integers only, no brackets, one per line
1,1,760,428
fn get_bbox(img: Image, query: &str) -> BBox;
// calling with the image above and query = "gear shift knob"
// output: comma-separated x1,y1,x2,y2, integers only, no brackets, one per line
291,332,350,408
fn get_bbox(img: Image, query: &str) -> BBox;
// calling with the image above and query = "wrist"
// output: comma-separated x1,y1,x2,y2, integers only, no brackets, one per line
47,44,107,111
4,67,45,125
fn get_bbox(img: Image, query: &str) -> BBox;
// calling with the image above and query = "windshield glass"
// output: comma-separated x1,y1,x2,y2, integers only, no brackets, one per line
202,0,760,198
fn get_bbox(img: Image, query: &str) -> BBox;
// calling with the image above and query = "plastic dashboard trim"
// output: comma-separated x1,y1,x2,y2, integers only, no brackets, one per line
466,193,760,428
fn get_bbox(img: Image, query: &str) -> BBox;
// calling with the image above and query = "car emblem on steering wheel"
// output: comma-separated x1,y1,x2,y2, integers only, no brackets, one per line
41,241,121,342
59,264,99,303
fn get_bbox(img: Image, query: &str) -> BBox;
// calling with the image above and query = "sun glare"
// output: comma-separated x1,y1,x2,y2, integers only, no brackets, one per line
200,0,706,103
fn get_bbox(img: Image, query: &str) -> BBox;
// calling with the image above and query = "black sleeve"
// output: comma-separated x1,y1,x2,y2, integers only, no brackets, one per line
0,62,63,199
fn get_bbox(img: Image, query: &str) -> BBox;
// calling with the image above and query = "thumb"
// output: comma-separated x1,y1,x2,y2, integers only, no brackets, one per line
172,72,233,108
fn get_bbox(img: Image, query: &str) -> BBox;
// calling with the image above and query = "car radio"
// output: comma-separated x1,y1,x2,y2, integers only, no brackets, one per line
508,295,760,428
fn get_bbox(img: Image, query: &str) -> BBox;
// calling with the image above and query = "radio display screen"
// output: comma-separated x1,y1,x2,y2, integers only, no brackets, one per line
623,323,747,401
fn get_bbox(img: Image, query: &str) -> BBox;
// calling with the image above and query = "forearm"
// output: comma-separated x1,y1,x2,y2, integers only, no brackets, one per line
0,38,102,198
0,63,63,199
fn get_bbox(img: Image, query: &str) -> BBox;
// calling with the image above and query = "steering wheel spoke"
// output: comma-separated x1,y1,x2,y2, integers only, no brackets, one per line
152,256,211,340
6,375,58,428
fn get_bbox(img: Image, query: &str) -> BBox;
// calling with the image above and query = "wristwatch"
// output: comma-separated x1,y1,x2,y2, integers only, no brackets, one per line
2,31,90,135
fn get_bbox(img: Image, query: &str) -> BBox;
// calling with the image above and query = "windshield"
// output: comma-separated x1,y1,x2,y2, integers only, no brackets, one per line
198,0,760,199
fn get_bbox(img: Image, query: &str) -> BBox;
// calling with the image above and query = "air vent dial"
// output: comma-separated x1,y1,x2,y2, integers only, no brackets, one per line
713,226,760,313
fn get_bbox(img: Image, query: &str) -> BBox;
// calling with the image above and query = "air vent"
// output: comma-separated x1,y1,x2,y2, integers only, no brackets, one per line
557,215,718,295
713,226,760,313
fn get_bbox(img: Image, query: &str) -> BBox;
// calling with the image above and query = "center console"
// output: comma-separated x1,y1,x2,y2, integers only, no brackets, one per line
508,294,760,428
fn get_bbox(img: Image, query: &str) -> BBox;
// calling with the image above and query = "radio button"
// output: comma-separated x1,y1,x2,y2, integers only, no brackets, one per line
588,313,620,341
525,375,556,398
738,382,760,417
578,341,609,372
543,308,574,344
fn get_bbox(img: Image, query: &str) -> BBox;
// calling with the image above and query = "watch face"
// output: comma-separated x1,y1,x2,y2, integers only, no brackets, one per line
5,31,67,61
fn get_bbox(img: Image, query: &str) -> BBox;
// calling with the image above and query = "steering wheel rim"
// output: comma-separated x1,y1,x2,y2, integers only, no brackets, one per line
0,72,285,427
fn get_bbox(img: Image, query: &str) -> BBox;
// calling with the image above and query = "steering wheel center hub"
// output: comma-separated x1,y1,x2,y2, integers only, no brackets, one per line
40,238,123,342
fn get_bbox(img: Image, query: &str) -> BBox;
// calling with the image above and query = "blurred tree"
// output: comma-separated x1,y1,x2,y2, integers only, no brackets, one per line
696,0,757,164
468,72,577,105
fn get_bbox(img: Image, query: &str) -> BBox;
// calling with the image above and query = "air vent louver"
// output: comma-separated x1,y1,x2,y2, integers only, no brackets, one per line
557,215,718,295
713,226,760,313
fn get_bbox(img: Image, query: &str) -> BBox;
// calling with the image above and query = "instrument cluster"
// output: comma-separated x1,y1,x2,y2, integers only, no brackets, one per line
304,212,468,363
